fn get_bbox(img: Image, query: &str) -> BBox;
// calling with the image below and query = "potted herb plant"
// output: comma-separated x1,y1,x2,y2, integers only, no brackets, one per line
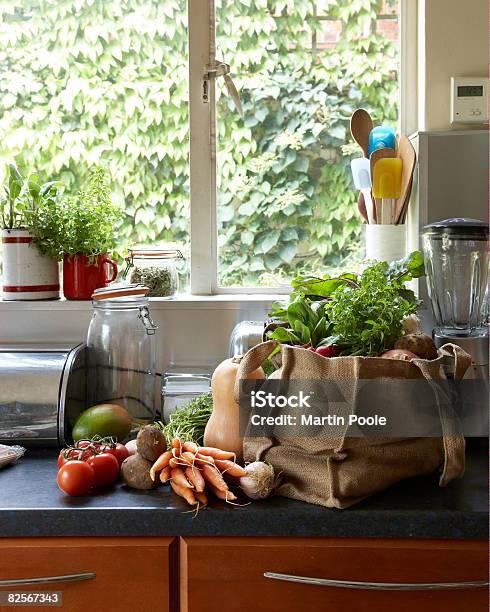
0,164,61,300
28,167,121,300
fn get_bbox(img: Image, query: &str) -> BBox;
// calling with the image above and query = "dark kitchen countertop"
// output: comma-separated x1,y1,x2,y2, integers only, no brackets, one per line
0,441,487,539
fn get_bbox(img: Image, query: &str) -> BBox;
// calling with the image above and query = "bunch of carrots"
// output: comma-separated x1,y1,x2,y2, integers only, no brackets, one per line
150,438,247,507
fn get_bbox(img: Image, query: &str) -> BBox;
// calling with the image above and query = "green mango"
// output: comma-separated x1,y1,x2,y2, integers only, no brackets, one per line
72,404,132,442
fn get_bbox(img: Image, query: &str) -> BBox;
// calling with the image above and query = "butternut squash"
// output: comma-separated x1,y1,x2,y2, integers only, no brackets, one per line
204,356,265,462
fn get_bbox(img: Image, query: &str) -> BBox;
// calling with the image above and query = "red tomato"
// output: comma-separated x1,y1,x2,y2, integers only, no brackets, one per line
57,447,96,468
87,452,120,488
75,440,93,449
57,461,95,496
102,443,130,466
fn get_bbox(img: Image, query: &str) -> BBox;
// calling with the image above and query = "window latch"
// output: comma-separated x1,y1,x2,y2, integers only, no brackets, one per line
203,60,243,118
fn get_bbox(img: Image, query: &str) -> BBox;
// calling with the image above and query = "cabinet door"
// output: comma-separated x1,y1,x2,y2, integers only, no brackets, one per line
180,537,488,612
0,537,177,612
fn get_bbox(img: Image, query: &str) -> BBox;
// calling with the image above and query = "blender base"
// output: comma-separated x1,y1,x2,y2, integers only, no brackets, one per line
433,332,488,376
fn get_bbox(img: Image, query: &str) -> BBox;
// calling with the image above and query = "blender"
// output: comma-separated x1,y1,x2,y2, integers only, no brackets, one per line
422,218,488,438
422,218,488,376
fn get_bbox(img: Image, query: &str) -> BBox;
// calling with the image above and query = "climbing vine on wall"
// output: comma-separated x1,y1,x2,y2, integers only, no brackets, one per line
0,0,398,286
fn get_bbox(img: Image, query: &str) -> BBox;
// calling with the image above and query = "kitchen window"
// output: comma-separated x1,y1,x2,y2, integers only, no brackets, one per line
0,0,413,297
193,0,413,294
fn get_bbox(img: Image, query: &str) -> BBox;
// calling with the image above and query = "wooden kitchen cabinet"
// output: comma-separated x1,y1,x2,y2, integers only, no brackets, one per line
0,537,178,612
180,537,488,612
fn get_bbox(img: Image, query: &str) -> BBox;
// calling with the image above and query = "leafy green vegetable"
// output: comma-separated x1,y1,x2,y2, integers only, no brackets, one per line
156,393,213,447
262,358,277,378
326,260,420,356
290,273,359,299
269,296,332,347
267,251,425,356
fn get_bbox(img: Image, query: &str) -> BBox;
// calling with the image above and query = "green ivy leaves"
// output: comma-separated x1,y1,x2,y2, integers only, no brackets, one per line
0,0,399,287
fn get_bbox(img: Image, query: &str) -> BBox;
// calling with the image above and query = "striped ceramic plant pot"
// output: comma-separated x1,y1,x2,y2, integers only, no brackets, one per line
2,229,60,300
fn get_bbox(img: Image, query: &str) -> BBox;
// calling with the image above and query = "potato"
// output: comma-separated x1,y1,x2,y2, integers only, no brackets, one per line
381,349,419,361
136,425,167,462
120,454,157,490
394,333,438,360
402,315,422,335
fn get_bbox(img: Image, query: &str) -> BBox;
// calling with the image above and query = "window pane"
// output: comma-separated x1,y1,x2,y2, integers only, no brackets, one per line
0,0,189,282
216,0,400,287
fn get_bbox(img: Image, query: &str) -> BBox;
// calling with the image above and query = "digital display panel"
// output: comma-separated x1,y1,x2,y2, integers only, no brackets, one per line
457,85,484,97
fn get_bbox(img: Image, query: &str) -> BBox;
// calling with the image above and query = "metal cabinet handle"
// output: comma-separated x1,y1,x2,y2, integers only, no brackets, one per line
264,572,489,591
0,573,96,587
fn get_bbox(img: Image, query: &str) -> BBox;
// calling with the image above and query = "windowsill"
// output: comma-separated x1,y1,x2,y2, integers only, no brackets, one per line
0,294,283,311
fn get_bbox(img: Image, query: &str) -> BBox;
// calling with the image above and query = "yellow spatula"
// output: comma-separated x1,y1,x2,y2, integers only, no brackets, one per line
372,157,402,224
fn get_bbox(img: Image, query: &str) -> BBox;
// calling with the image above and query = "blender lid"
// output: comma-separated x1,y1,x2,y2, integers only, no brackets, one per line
422,218,489,238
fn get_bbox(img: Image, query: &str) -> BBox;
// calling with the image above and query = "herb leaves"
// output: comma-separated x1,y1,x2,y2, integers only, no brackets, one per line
268,251,425,356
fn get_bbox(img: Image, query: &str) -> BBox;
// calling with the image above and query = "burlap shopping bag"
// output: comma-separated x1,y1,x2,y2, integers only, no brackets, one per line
235,340,471,509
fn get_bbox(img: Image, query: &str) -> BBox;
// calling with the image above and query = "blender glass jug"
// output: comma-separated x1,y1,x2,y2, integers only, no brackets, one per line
422,218,489,337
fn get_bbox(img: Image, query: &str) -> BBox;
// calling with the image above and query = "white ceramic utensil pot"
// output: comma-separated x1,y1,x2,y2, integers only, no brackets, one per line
2,229,60,300
365,224,407,263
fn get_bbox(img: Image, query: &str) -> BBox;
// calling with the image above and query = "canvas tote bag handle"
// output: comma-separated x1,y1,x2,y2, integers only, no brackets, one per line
411,343,471,486
233,340,278,403
437,343,473,380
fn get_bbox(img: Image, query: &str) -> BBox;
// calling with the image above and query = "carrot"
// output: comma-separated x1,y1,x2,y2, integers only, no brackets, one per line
159,466,171,483
195,491,208,506
169,457,180,469
215,459,247,478
195,453,215,465
171,480,197,506
180,451,197,466
149,450,172,481
185,466,205,493
182,441,199,454
207,482,237,502
202,463,229,492
171,467,193,489
172,437,182,456
198,447,236,460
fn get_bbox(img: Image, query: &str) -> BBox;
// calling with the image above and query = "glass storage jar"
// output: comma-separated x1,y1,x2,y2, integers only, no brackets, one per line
161,365,212,423
123,248,184,297
86,285,158,424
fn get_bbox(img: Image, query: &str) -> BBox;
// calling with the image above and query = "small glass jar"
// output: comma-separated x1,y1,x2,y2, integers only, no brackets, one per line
161,365,212,423
123,248,184,297
86,285,158,424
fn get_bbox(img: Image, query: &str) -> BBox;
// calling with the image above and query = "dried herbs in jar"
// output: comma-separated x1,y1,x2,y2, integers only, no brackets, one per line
124,249,183,297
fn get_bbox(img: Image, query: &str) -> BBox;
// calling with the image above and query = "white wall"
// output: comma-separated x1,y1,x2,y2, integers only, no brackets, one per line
0,297,274,375
418,0,489,131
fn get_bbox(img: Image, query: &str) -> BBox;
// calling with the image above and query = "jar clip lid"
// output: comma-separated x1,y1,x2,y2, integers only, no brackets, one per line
92,284,149,301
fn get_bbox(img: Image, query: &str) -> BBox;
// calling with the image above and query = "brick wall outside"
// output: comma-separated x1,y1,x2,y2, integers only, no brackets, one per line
312,0,399,51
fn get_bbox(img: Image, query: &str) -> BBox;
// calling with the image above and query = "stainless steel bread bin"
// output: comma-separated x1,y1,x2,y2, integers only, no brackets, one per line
0,343,86,447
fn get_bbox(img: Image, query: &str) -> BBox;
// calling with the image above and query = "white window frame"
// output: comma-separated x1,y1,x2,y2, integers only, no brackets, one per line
188,0,418,295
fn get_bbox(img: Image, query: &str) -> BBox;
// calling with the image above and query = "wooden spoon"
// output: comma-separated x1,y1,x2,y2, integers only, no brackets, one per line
357,192,368,223
398,177,413,224
350,109,373,158
394,135,417,224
